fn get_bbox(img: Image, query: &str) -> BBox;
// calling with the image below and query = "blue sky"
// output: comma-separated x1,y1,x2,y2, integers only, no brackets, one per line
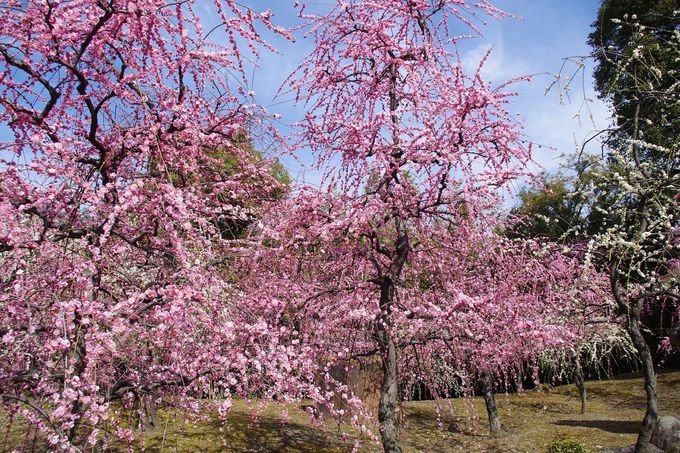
209,1,613,196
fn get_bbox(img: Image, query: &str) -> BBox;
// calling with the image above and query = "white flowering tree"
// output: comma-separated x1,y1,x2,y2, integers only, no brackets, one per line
582,6,680,452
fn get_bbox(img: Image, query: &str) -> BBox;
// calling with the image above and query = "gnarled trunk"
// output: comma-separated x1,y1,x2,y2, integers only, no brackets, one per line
372,63,409,453
629,304,659,453
480,371,502,437
376,282,402,453
136,394,159,431
611,265,659,453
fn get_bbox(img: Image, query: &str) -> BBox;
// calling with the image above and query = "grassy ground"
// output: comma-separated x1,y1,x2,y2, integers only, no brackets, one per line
2,371,679,452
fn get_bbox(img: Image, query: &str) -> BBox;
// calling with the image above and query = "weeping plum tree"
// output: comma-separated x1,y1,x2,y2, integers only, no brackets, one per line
289,1,532,448
0,1,316,450
0,1,632,451
241,1,596,451
446,241,614,431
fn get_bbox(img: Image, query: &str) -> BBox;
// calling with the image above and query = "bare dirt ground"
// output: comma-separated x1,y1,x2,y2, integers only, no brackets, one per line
2,370,679,452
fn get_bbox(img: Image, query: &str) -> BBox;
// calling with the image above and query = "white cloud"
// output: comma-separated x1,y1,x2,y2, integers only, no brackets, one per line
460,39,529,83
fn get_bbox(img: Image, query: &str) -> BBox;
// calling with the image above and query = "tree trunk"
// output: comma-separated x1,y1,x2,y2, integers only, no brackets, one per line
629,304,659,453
135,394,159,431
611,265,659,453
67,313,87,442
375,282,402,453
480,371,502,437
68,269,100,442
573,369,587,415
670,320,680,349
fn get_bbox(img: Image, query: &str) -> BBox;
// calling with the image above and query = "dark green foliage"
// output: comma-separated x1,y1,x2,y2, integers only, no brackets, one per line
508,173,585,242
583,0,680,287
508,155,603,242
209,134,290,240
585,1,680,251
588,0,680,151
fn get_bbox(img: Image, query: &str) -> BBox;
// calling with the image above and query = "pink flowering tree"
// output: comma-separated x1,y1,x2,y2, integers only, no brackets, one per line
428,240,612,435
239,2,592,450
0,1,312,450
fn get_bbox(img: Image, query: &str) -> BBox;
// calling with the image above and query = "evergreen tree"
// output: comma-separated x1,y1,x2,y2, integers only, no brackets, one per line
588,0,680,151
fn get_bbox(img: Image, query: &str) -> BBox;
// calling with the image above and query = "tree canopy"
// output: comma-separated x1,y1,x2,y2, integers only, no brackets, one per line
588,0,680,150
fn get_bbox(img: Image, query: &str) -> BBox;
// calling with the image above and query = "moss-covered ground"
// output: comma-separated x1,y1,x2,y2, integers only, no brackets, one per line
3,371,679,452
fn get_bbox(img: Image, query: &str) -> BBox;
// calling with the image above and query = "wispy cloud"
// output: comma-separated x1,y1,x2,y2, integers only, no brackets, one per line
460,37,529,83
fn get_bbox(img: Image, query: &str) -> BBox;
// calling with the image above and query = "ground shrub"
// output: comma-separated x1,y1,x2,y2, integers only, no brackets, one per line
547,439,591,453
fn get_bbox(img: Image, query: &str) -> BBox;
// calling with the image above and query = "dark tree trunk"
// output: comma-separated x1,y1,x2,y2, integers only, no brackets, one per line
670,320,680,349
573,369,587,415
610,265,659,453
136,394,159,431
68,269,101,442
480,371,502,437
629,304,659,453
375,282,402,453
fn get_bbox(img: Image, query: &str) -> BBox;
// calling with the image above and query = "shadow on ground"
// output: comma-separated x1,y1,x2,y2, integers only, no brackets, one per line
554,419,641,434
140,410,364,453
403,404,463,435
